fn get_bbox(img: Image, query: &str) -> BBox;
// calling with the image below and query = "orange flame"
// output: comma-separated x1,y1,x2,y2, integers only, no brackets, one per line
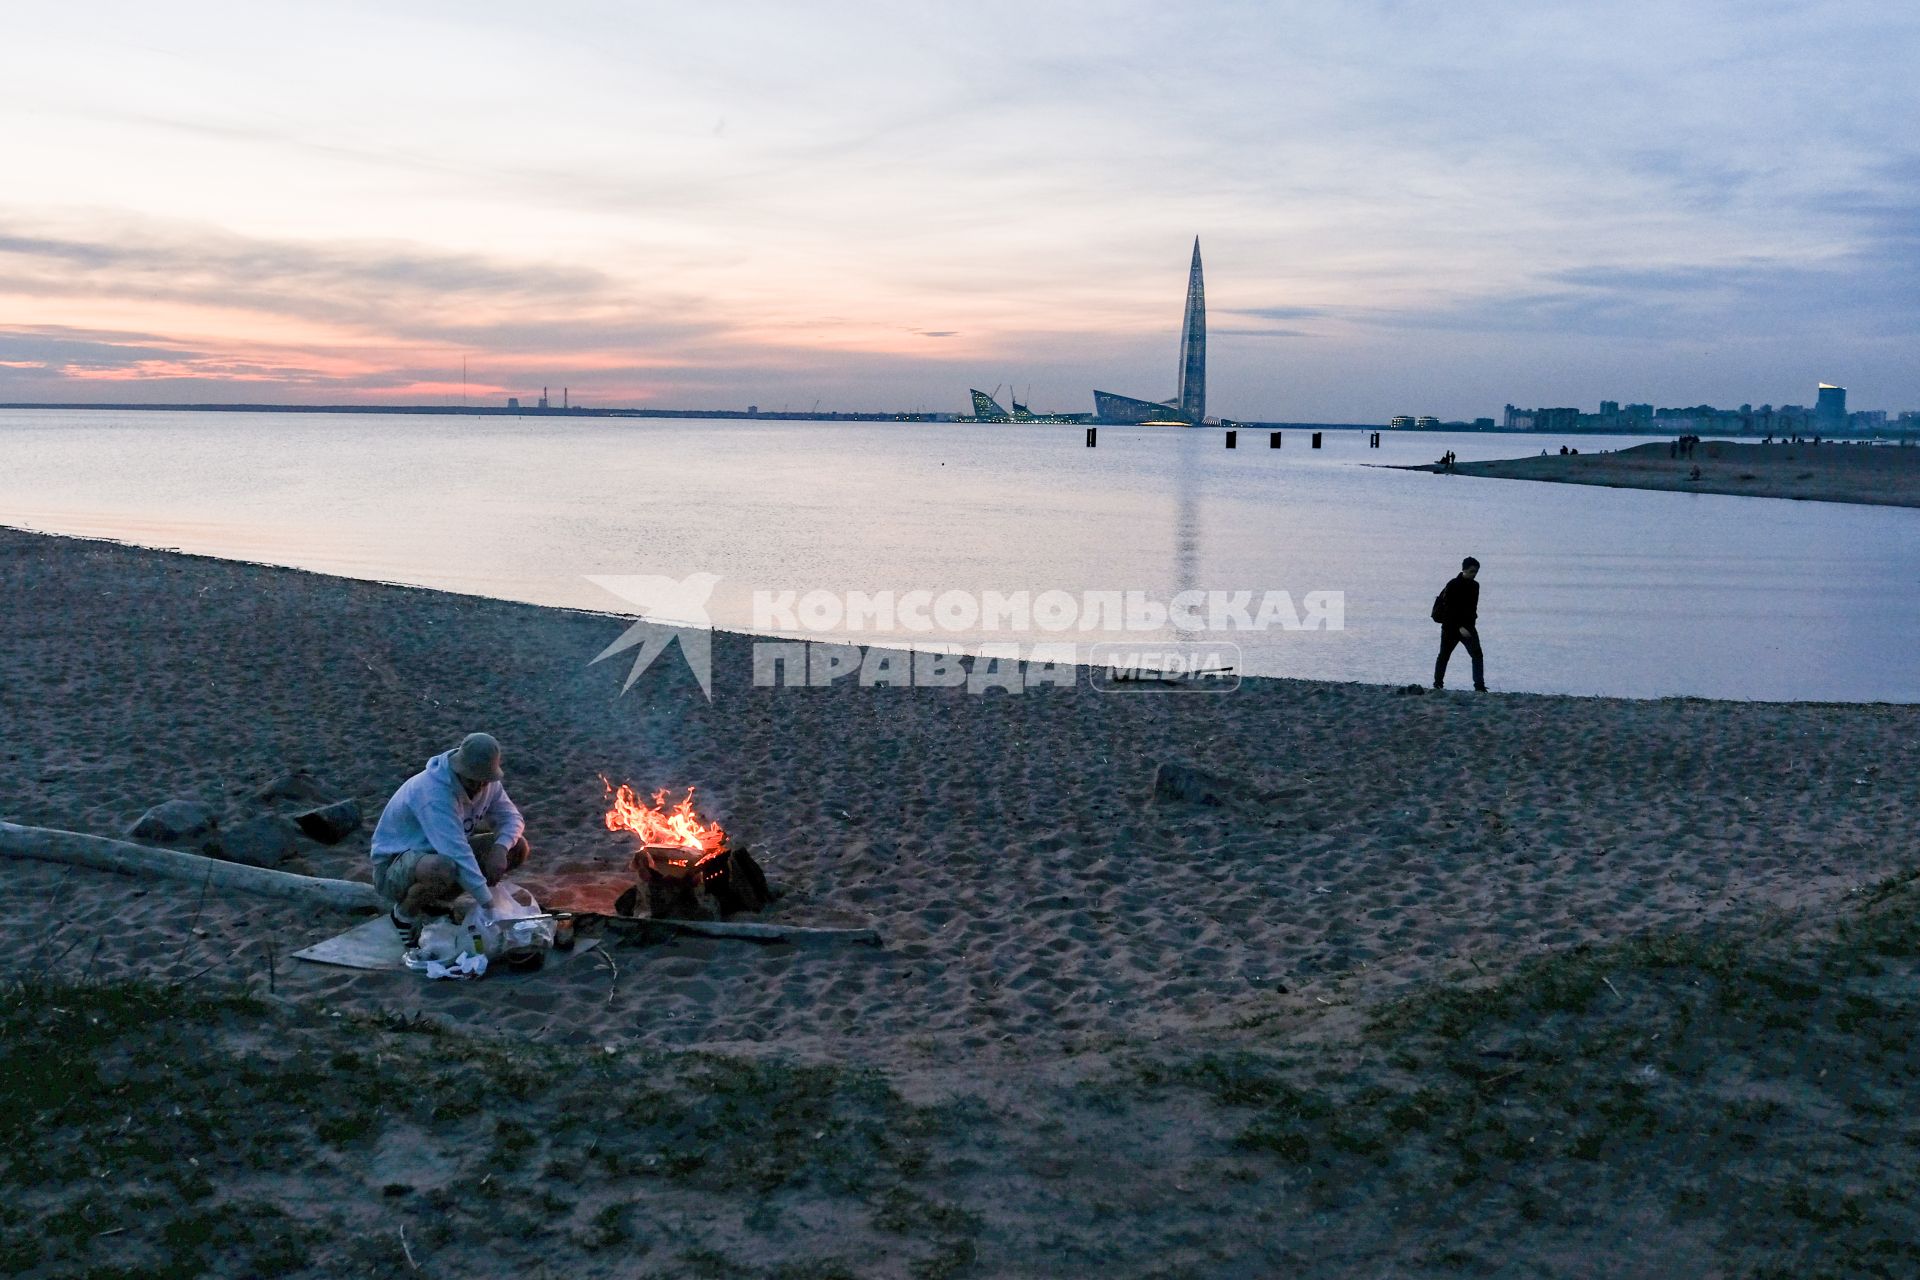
601,778,726,853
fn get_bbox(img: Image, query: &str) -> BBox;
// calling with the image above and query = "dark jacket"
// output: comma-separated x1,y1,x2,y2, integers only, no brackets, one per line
1436,575,1479,628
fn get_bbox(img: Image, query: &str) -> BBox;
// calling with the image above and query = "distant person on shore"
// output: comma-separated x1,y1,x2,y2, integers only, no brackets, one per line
370,733,530,943
1431,557,1486,692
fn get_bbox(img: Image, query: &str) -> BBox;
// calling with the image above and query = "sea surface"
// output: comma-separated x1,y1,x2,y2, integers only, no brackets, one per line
3,409,1917,702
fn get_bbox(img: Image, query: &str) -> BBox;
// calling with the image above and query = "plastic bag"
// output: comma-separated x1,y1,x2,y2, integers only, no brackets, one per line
491,881,541,919
403,920,489,978
402,951,488,980
479,880,556,957
412,919,467,963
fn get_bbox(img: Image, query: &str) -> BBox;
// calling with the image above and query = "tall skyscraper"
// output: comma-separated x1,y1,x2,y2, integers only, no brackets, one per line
1816,382,1846,433
1090,238,1212,424
1176,237,1206,424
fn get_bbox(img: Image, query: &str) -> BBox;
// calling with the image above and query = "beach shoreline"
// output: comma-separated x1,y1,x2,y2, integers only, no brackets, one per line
1395,438,1920,507
6,521,1914,1051
6,524,1919,1273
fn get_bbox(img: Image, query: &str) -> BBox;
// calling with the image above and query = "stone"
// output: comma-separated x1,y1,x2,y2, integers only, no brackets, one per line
208,814,301,868
128,799,218,844
255,770,336,806
1150,762,1235,808
293,799,362,845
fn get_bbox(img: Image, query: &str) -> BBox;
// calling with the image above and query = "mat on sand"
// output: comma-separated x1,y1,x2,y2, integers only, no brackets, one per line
291,915,600,972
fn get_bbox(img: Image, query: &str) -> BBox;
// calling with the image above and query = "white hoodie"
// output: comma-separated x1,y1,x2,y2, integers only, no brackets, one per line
370,751,525,906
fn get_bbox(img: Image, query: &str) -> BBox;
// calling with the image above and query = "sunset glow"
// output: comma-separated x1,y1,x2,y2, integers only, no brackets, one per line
3,4,1917,419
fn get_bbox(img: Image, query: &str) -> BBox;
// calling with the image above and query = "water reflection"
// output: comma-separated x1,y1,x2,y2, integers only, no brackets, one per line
1,411,1916,701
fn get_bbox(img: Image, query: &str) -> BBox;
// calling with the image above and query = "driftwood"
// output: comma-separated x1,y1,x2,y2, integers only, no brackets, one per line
622,843,772,921
602,842,877,947
0,820,381,912
649,918,880,947
601,911,880,948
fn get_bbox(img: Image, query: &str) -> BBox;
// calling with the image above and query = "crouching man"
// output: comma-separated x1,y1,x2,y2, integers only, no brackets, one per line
371,732,529,943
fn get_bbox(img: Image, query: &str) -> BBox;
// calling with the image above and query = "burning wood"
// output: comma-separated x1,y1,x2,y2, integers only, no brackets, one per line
600,780,770,921
602,781,725,854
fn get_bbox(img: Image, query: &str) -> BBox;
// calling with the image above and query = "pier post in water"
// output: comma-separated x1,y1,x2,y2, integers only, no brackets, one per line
1225,430,1237,449
1086,427,1097,448
1270,431,1282,449
1312,431,1323,448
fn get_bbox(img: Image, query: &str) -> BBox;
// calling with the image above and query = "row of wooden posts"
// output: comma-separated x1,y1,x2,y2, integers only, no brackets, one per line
1083,429,1384,449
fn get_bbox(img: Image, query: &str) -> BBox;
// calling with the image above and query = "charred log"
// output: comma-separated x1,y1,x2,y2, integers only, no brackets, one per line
613,843,771,921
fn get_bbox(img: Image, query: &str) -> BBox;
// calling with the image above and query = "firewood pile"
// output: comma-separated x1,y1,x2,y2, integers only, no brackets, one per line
612,840,772,921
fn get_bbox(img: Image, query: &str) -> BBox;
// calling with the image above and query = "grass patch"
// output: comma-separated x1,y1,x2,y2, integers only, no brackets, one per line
1140,877,1920,1273
0,973,980,1277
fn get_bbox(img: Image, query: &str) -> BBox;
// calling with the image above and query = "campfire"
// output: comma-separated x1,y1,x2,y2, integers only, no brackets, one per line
600,780,768,920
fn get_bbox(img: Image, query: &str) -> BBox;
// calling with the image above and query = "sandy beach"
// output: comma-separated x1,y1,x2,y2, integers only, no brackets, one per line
1402,439,1920,506
5,523,1918,1276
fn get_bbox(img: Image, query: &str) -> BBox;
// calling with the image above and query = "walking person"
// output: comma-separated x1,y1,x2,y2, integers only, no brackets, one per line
1431,557,1486,691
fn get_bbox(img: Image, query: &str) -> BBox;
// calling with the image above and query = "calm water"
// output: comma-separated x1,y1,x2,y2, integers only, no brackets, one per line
3,409,1917,702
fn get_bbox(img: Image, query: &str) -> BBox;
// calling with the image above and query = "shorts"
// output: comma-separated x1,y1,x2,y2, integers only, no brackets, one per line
371,848,432,905
372,837,530,905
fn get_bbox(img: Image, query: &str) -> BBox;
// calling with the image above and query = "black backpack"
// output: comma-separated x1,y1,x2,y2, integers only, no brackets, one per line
1430,586,1447,624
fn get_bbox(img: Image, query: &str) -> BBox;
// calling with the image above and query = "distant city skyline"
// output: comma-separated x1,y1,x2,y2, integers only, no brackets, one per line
1498,381,1920,436
2,3,1918,421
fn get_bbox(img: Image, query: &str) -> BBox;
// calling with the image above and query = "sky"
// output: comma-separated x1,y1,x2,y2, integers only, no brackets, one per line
1,1,1917,422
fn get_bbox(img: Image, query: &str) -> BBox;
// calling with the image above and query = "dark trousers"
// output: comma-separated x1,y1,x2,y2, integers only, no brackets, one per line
1435,626,1485,690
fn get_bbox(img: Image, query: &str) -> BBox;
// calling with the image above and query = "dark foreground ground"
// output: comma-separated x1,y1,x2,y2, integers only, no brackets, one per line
7,881,1920,1278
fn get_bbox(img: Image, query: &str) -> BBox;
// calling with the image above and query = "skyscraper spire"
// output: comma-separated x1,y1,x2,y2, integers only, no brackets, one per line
1176,236,1206,424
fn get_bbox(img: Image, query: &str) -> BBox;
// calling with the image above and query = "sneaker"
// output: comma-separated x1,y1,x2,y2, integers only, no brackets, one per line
389,907,420,947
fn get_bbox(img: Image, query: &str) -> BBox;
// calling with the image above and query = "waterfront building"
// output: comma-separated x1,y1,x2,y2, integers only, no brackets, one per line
1175,237,1206,424
1092,238,1209,425
1816,383,1847,433
1092,390,1186,424
970,389,1012,422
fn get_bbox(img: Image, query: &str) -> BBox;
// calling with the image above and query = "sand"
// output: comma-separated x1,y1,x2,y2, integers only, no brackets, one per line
5,524,1918,1274
1401,438,1920,506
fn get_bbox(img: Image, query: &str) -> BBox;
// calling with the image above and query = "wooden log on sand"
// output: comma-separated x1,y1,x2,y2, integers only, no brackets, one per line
0,820,382,912
600,905,880,948
652,918,881,947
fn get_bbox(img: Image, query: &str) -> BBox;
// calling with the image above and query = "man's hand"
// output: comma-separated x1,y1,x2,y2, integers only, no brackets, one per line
1458,626,1471,640
481,842,512,886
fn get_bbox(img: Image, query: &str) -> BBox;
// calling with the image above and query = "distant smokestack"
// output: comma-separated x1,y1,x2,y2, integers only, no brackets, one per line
563,387,569,410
